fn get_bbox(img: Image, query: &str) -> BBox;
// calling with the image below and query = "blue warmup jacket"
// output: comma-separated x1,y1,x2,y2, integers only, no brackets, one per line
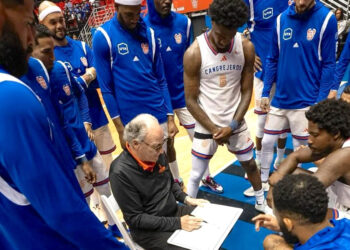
92,15,173,125
294,219,350,249
20,57,76,170
263,1,337,109
244,0,290,81
50,61,97,163
144,0,192,110
334,34,350,89
54,36,108,130
0,67,126,250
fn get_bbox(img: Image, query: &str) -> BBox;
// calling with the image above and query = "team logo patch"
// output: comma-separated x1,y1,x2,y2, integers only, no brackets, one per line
117,43,129,55
283,28,293,40
263,8,273,20
80,57,88,67
63,84,71,96
219,74,227,87
201,139,209,148
141,43,149,54
174,33,182,44
288,0,293,5
65,62,73,71
191,0,198,8
306,28,316,41
36,76,48,89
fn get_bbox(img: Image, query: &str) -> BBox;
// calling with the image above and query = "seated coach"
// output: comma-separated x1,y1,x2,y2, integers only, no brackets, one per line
110,114,208,249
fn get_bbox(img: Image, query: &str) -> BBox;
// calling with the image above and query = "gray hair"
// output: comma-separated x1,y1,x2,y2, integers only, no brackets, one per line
123,114,159,143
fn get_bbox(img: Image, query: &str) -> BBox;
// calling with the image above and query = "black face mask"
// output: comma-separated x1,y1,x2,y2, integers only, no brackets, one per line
280,220,300,245
0,21,32,77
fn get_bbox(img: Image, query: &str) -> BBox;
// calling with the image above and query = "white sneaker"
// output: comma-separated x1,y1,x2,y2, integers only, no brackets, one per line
255,200,273,214
244,159,261,179
273,158,284,170
243,182,270,197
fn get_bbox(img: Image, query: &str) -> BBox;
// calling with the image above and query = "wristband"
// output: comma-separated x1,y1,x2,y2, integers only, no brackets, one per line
229,120,239,131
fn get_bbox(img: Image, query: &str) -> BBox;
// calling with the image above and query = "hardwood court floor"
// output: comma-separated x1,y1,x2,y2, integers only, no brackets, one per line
99,90,258,187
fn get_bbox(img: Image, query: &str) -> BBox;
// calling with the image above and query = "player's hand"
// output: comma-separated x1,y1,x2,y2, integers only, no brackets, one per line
81,161,96,184
327,90,337,99
84,122,94,141
260,98,270,113
185,196,210,207
252,214,280,232
167,116,179,139
180,215,203,231
254,55,262,72
213,127,232,145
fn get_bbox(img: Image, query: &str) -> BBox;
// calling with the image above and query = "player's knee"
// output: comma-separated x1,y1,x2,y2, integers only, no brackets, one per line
241,158,258,174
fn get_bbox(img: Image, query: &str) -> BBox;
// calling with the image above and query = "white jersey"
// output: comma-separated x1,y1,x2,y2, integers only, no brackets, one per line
197,32,245,130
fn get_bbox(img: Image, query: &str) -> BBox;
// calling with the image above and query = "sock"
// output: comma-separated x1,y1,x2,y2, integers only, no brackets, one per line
169,161,180,180
100,153,114,171
261,134,278,182
90,189,100,208
254,188,264,204
256,150,261,162
187,156,209,198
276,147,285,162
203,167,210,179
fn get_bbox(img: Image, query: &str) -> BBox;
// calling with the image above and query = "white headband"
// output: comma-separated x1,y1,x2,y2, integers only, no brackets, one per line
39,6,62,21
115,0,142,5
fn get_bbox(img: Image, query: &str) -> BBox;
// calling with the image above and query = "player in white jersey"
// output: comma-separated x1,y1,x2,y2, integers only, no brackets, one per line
268,99,350,217
184,0,267,212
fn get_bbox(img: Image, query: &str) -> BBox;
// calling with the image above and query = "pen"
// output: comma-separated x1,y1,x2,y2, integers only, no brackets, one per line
190,214,208,223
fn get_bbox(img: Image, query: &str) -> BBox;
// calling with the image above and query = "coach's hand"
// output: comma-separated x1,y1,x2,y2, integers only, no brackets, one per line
260,97,270,113
185,196,210,207
180,215,203,231
81,161,96,184
213,127,232,145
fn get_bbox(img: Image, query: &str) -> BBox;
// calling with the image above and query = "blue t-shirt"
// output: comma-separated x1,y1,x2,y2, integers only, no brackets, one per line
294,219,350,249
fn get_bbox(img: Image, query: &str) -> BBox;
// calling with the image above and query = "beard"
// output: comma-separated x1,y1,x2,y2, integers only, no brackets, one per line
280,221,300,245
0,21,32,77
53,29,66,41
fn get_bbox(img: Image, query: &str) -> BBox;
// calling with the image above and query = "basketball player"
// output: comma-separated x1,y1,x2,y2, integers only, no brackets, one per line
269,99,350,217
0,0,125,248
184,0,267,212
260,0,337,189
242,0,291,197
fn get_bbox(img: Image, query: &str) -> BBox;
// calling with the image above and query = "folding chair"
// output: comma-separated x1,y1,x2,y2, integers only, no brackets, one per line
101,195,144,250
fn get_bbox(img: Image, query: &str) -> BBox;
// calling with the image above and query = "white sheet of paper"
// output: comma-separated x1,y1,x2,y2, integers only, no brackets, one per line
167,203,243,250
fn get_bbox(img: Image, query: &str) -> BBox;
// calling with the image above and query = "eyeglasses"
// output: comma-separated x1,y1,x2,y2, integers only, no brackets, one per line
142,138,169,152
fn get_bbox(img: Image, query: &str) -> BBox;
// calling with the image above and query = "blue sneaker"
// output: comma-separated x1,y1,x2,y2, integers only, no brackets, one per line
108,224,122,238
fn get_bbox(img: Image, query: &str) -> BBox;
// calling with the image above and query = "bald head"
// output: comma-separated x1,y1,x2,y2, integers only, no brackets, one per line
123,114,160,143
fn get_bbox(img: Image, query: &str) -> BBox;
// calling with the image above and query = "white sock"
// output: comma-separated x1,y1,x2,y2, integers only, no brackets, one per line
187,156,209,198
95,183,114,226
256,150,261,162
169,161,180,180
203,167,210,179
261,134,278,182
90,189,100,208
276,147,285,162
100,153,114,171
254,188,264,204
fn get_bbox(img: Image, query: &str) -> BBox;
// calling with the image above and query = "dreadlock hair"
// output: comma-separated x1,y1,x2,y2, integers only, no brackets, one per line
209,0,249,29
34,23,52,45
305,99,350,140
343,85,350,94
273,174,328,224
